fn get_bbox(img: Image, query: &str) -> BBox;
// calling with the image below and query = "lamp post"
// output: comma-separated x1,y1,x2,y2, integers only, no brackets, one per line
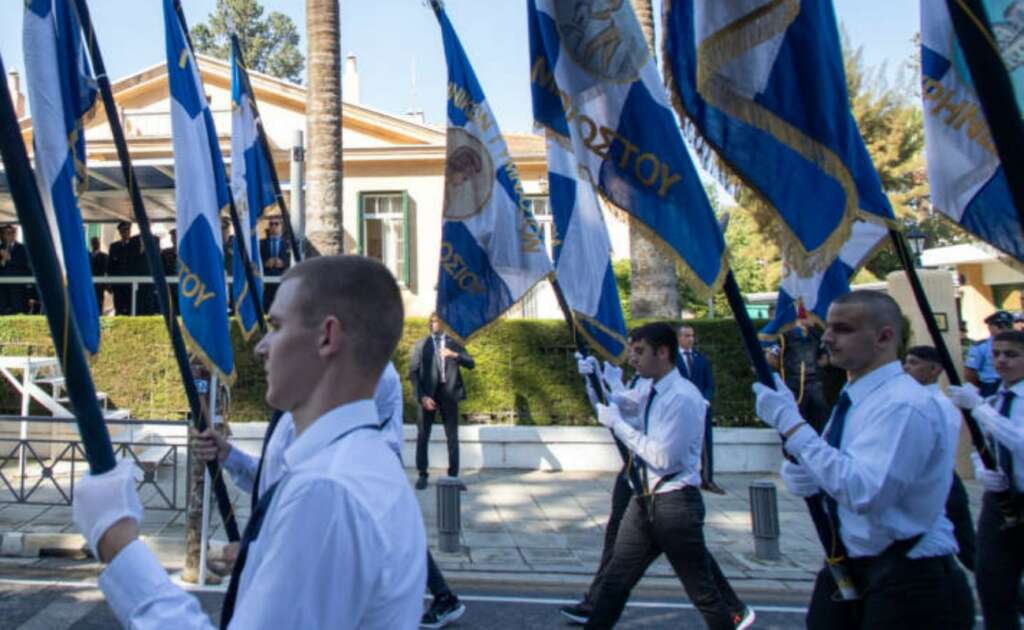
905,225,927,268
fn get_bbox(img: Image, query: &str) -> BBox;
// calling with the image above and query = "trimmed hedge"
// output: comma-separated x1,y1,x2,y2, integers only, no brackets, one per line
0,316,778,426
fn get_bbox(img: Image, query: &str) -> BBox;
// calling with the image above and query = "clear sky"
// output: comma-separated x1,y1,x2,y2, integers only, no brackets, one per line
1,1,921,133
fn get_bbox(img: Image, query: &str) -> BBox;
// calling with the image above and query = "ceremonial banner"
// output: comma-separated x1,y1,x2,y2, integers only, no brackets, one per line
662,0,895,275
529,0,727,296
544,135,628,363
230,40,272,338
432,2,552,342
23,0,101,353
163,0,234,381
760,219,888,339
921,0,1024,261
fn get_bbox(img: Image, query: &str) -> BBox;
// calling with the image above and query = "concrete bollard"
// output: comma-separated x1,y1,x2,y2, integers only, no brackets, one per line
749,480,781,561
436,476,467,553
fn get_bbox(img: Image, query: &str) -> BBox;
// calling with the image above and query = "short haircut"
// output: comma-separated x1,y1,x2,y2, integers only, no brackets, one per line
629,322,679,363
678,324,694,334
906,345,941,364
994,330,1024,348
831,290,903,333
116,220,130,230
281,255,404,376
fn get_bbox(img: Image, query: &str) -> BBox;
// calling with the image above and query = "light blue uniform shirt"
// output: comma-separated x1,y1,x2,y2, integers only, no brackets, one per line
966,337,999,383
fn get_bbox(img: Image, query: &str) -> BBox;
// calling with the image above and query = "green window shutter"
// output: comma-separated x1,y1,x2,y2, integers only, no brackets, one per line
356,192,365,255
402,191,410,287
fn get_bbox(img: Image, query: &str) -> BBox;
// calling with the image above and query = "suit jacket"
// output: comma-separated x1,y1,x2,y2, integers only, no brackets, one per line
90,251,108,277
408,334,475,402
676,348,714,404
108,237,142,276
259,237,291,276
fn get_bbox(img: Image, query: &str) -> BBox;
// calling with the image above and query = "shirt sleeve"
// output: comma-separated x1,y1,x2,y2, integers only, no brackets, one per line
99,540,216,630
974,403,1024,460
222,445,259,495
964,343,983,370
785,400,939,515
612,390,703,472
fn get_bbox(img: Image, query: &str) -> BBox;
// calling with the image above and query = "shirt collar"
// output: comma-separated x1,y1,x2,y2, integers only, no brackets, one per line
1001,380,1024,397
653,368,682,393
844,361,904,405
926,383,942,394
283,399,379,470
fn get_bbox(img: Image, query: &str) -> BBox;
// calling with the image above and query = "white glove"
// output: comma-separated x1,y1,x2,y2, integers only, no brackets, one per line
575,352,599,376
972,452,1010,492
596,403,623,430
752,374,805,434
73,459,144,558
781,461,819,497
601,361,625,394
948,384,984,411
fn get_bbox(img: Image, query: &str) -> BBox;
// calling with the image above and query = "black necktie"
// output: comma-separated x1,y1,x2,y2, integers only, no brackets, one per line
631,387,657,496
685,351,693,375
822,392,852,553
999,390,1017,493
250,411,284,513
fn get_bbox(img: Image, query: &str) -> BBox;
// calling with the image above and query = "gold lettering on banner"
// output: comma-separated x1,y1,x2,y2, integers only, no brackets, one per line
178,261,216,309
922,77,996,154
440,241,485,295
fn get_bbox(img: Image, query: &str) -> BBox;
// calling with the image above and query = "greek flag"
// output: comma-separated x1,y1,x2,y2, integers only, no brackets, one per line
432,2,552,342
544,135,628,363
23,0,100,353
662,0,895,276
920,0,1024,261
529,0,726,296
760,220,888,339
164,0,234,381
230,41,272,339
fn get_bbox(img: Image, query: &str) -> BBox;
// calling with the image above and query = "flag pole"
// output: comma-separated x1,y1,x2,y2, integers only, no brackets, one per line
945,0,1024,238
0,53,115,474
229,34,303,263
71,0,240,540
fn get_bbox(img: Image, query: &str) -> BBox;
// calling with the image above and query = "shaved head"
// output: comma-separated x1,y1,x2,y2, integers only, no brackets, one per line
831,291,903,334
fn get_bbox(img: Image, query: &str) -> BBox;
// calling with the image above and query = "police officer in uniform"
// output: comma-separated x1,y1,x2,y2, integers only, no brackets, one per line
754,291,973,629
966,310,1015,397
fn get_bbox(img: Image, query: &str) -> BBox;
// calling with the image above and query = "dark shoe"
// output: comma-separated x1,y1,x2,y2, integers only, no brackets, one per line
415,476,429,490
420,593,465,628
559,599,592,625
733,605,756,630
701,481,727,495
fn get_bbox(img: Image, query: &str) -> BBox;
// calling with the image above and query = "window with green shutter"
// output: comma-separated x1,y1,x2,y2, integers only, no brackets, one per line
357,192,410,287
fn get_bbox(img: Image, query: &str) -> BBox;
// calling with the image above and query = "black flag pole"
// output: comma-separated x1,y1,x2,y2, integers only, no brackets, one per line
72,0,240,540
229,34,303,263
945,0,1024,239
0,53,116,474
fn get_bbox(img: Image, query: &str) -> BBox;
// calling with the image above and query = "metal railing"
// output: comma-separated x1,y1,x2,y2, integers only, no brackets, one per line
0,415,189,510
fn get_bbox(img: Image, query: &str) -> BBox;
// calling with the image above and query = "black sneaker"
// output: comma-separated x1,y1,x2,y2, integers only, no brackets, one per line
420,593,465,628
559,599,592,625
415,476,429,490
733,605,756,630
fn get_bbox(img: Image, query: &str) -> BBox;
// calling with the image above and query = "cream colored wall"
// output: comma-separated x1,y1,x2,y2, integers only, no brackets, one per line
960,263,996,340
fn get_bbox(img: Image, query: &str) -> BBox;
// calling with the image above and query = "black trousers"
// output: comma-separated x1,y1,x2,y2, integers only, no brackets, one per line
700,411,715,485
416,393,460,478
977,492,1024,629
585,487,737,630
112,285,132,315
426,551,451,598
806,552,973,629
946,473,975,572
585,470,633,603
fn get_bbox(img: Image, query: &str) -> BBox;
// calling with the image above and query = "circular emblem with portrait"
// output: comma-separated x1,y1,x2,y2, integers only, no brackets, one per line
443,128,494,221
553,0,649,83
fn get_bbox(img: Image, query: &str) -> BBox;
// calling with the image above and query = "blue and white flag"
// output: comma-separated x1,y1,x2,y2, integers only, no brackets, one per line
432,2,552,342
23,0,100,353
164,0,234,381
529,0,726,296
230,40,272,339
662,0,895,276
545,135,627,363
920,0,1024,261
760,219,888,339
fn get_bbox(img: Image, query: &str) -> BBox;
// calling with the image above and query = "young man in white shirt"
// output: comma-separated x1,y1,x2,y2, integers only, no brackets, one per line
585,322,749,630
754,291,973,629
71,255,427,629
950,330,1024,629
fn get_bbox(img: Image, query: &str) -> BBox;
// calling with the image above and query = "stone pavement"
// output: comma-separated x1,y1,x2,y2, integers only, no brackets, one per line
0,468,985,595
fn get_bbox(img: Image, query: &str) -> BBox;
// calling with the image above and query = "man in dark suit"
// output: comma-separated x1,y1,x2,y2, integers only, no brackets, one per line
408,313,475,490
108,221,142,315
259,216,290,311
677,325,725,495
0,225,30,314
90,237,108,315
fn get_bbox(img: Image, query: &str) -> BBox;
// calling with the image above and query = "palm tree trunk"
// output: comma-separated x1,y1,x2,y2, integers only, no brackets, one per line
305,0,343,255
629,0,679,319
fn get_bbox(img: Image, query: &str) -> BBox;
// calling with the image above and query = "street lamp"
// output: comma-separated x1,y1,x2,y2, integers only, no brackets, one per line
905,225,927,267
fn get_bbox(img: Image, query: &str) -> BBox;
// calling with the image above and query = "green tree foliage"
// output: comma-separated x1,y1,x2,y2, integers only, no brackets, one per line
190,0,304,83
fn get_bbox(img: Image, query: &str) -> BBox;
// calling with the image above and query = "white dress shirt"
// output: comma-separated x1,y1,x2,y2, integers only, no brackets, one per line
223,361,406,497
611,369,705,493
972,379,1024,489
927,382,964,460
781,361,957,559
99,400,427,629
